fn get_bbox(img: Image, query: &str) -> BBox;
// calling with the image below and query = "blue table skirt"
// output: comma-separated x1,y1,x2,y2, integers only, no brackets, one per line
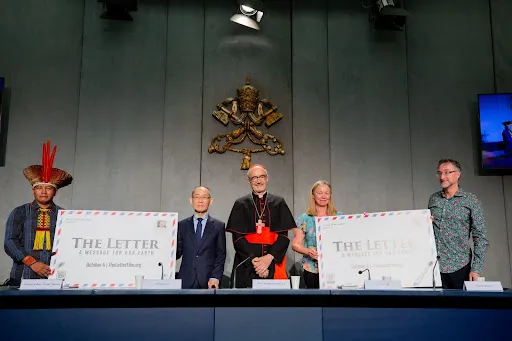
1,289,510,341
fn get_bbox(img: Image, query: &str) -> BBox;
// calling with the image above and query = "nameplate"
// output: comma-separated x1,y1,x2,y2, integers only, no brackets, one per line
464,281,503,292
364,279,402,290
20,279,63,290
142,279,182,290
253,279,291,290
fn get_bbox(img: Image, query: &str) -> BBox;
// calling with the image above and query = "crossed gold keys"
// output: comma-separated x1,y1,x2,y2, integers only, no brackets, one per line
208,77,285,170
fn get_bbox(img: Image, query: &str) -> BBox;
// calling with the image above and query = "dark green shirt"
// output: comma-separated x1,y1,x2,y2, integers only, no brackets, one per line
428,188,489,274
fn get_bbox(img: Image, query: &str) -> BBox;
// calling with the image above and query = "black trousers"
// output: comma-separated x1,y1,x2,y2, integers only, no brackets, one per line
303,270,319,289
441,262,471,289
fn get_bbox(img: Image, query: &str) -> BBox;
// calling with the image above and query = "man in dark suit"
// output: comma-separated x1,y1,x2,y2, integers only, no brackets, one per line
177,186,226,289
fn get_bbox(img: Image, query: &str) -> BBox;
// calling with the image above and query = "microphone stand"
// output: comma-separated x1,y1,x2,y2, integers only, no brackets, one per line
358,268,371,281
232,255,253,289
432,256,440,290
158,262,164,280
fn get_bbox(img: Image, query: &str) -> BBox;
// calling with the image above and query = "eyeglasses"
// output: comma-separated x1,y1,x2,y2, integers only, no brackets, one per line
249,175,268,182
436,170,458,177
192,196,210,200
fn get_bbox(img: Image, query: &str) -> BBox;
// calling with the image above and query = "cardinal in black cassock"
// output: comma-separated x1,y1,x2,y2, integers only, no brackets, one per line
226,164,296,288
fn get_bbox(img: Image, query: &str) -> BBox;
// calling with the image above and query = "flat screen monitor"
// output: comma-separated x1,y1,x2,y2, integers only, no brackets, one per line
478,93,512,173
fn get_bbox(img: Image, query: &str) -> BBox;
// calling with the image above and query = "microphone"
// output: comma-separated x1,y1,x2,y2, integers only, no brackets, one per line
432,256,440,289
158,262,163,280
232,255,253,289
358,268,371,280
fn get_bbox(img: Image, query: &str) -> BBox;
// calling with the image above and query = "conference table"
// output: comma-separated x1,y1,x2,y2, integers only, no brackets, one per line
1,287,511,340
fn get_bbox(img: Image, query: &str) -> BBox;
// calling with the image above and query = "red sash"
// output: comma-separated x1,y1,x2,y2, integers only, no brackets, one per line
245,227,287,279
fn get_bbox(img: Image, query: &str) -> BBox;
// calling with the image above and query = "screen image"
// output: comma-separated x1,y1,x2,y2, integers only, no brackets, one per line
479,93,512,171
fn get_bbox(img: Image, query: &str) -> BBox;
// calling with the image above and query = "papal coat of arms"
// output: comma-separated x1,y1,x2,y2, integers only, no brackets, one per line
208,77,285,169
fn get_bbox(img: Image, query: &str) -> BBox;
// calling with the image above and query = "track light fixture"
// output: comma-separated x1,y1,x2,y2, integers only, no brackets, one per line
230,0,264,31
98,0,138,22
370,0,409,31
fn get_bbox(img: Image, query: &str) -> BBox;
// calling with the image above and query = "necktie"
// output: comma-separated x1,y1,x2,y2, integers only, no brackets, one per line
195,218,203,246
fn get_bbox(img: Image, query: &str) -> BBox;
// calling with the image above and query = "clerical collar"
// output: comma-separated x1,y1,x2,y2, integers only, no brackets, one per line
252,191,267,199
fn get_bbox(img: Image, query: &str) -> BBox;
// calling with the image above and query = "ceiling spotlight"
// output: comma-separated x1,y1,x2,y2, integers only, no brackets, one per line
370,0,409,31
99,0,138,22
230,0,264,30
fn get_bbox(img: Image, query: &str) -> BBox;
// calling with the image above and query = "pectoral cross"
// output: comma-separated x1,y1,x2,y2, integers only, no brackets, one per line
256,219,264,234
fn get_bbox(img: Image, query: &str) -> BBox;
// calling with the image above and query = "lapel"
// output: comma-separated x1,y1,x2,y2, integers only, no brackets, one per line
197,215,215,251
186,216,197,247
49,204,59,242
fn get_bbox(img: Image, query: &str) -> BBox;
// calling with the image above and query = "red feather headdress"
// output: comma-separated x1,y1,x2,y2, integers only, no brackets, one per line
23,140,73,189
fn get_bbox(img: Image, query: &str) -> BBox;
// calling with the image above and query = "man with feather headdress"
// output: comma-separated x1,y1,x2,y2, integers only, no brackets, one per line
4,141,72,286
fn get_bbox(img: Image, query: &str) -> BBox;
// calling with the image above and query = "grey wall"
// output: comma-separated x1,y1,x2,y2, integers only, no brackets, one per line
1,0,511,287
492,0,512,289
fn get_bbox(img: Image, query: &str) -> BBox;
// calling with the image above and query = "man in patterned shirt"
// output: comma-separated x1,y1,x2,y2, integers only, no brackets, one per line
4,141,72,286
428,159,489,289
